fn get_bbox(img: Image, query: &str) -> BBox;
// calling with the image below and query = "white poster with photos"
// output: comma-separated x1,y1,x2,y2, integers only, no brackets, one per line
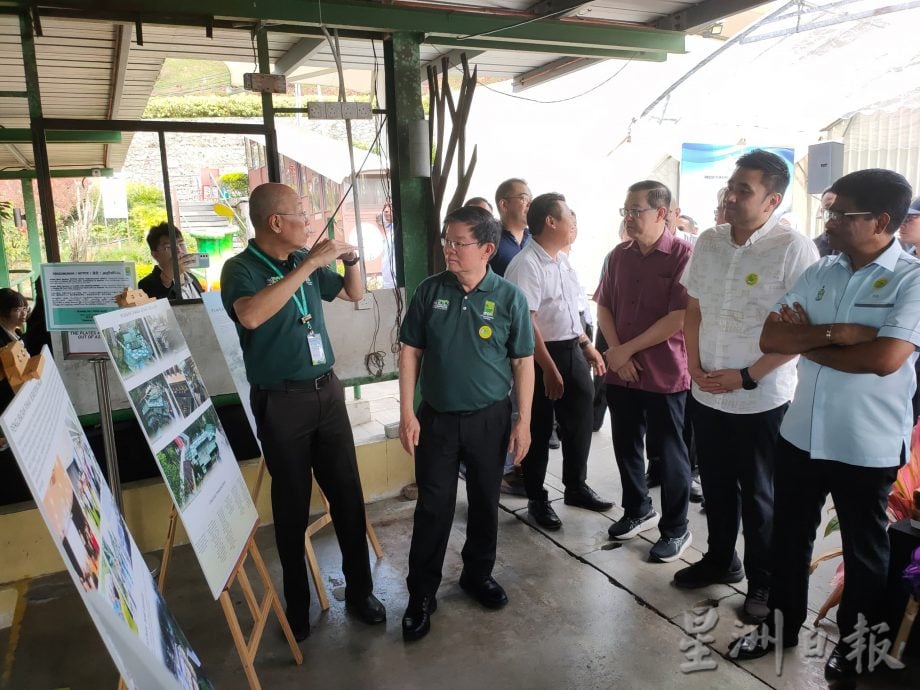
0,348,211,690
94,299,258,599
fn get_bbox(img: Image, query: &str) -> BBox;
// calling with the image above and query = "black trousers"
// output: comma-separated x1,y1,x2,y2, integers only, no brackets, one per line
523,339,594,499
607,385,690,538
251,373,372,626
769,437,899,645
647,392,697,475
406,398,511,596
693,403,786,586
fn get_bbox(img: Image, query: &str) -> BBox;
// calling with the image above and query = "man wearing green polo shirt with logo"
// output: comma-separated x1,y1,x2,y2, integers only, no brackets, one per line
398,205,535,642
220,182,385,643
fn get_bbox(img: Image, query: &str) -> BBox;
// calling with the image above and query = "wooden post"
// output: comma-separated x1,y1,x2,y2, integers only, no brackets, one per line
893,595,918,660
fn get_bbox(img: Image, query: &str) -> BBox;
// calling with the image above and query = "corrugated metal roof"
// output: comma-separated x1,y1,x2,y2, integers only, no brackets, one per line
0,0,747,174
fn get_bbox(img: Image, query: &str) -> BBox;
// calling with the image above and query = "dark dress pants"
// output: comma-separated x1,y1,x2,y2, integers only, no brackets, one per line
693,402,786,586
406,398,511,596
607,385,690,539
769,437,899,647
523,340,594,499
251,373,372,627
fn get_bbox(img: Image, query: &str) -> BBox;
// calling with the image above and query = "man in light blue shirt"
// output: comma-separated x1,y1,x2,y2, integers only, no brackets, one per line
735,169,918,681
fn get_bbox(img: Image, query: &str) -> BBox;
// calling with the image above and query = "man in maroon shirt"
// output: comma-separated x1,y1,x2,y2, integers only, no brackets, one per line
595,180,694,563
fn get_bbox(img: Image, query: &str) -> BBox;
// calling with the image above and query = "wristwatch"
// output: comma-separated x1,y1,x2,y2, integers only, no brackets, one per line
740,367,758,391
578,338,591,350
342,253,360,266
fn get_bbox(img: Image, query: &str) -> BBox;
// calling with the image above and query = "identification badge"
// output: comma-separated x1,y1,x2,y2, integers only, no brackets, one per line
307,331,327,365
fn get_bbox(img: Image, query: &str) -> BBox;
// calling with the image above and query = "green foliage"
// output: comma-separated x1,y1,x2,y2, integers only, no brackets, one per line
824,514,839,537
143,93,372,119
125,182,167,244
127,182,164,207
218,172,249,198
0,200,10,221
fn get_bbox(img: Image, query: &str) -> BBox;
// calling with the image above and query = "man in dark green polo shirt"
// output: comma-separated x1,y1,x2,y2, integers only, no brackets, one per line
220,182,385,643
398,205,535,642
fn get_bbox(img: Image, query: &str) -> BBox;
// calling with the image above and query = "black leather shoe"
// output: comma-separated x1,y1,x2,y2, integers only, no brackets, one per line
459,572,508,610
345,593,387,625
564,485,613,512
285,609,310,642
728,635,774,661
402,594,437,642
527,498,562,530
825,646,859,681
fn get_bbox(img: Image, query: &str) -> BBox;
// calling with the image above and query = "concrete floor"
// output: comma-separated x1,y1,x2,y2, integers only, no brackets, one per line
2,417,918,690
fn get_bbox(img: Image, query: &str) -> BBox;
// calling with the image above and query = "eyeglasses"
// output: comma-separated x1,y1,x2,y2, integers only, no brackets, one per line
823,209,874,223
619,207,655,218
276,211,309,221
502,194,532,204
441,238,481,251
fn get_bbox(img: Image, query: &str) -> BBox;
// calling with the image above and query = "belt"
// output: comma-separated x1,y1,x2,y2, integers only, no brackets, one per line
546,337,580,348
252,371,334,392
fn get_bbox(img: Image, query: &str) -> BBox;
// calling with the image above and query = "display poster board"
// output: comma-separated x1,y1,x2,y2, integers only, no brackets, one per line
679,144,795,232
94,300,259,599
200,292,260,451
0,348,212,690
41,262,136,331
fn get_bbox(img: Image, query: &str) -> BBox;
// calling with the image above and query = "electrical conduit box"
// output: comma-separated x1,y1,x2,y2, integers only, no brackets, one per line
306,101,374,120
243,73,287,94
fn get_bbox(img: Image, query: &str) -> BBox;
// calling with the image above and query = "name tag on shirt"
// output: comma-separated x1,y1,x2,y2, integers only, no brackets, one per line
307,331,327,365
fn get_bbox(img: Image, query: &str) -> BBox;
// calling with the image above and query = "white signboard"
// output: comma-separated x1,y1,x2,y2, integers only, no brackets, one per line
95,300,258,598
41,262,135,331
101,178,129,219
200,292,259,451
0,349,212,690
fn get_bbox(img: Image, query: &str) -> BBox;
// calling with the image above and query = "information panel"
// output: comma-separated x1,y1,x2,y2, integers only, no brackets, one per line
95,300,259,599
40,262,135,331
0,349,211,690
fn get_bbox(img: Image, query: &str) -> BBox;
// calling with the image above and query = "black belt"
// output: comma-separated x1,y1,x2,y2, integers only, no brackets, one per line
546,337,580,349
252,371,333,392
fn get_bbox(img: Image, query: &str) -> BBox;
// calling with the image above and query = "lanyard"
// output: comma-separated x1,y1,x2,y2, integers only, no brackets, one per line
246,243,312,327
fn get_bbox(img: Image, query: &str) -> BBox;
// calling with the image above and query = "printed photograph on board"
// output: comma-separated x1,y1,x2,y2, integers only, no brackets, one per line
163,358,208,418
128,375,182,442
101,317,158,376
155,407,227,510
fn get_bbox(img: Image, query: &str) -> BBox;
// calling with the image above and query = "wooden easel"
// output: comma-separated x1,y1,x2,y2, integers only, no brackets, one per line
143,518,303,690
218,522,303,690
252,458,384,611
158,458,384,610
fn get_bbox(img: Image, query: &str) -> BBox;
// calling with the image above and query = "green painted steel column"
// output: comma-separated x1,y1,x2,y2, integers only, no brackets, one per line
383,32,435,299
0,217,9,287
256,28,281,184
19,11,60,262
21,179,42,279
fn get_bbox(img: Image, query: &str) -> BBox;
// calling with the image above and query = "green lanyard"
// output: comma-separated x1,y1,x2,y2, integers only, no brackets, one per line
246,243,313,328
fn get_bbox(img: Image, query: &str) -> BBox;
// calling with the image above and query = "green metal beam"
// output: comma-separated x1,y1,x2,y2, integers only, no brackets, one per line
20,179,42,278
0,129,122,144
0,217,9,288
0,167,114,180
384,32,433,299
428,37,668,61
25,0,686,54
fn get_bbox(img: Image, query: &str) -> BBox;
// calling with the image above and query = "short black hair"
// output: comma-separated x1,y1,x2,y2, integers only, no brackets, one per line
830,168,912,234
146,222,184,253
526,193,566,236
735,149,791,196
442,205,500,245
464,197,494,213
494,178,528,207
627,180,671,209
679,215,698,231
0,287,27,318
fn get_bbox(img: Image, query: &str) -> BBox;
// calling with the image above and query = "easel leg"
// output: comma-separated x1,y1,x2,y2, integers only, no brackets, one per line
219,590,262,690
157,505,179,592
248,539,304,664
365,508,383,559
304,532,330,611
251,457,266,505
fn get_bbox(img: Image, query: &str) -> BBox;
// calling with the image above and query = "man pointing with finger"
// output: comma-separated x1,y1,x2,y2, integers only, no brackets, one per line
221,182,385,643
398,206,534,642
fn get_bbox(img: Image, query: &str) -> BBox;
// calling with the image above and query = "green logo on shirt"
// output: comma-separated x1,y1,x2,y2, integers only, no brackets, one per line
483,300,496,320
873,278,889,289
433,299,450,311
266,276,281,286
744,273,759,286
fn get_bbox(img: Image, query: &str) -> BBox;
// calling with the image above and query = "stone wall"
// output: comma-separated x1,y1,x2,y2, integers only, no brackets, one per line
120,126,247,203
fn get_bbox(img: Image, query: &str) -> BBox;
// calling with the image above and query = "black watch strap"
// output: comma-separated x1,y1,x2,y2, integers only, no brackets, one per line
740,367,758,390
342,254,360,266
